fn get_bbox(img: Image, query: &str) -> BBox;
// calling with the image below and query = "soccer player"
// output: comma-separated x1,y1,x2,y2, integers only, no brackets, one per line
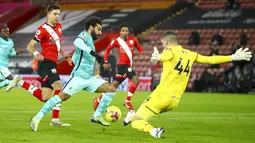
93,24,144,112
6,5,72,126
0,26,22,88
29,16,117,131
123,31,252,138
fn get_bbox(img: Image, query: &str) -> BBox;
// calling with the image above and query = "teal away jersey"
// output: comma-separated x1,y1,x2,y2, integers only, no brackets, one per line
0,37,16,67
71,31,96,79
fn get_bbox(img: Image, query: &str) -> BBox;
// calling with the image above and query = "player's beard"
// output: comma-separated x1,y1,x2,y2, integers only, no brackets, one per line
91,29,98,41
121,34,128,40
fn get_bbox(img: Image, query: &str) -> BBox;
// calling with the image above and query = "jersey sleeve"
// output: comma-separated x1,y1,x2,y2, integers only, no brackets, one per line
10,40,16,56
77,32,87,42
195,54,232,64
160,49,174,62
74,32,92,53
104,40,116,62
189,51,199,62
33,27,45,42
134,37,144,53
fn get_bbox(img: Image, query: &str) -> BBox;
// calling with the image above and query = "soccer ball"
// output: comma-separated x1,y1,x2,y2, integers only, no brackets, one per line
105,106,121,122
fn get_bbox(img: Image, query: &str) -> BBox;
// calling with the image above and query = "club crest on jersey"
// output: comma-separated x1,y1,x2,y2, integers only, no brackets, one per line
129,40,134,45
36,30,41,35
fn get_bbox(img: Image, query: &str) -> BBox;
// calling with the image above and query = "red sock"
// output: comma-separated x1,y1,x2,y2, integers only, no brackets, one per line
126,82,138,101
99,94,103,100
22,81,43,101
52,90,61,119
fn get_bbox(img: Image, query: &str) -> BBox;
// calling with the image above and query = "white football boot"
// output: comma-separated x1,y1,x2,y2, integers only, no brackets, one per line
122,110,135,126
30,117,41,132
50,119,71,127
6,75,21,92
150,127,165,138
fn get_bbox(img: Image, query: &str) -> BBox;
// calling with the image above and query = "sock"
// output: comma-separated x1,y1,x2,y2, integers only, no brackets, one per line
127,82,138,101
18,80,43,101
52,90,61,120
131,119,154,133
0,79,11,87
97,94,103,102
93,92,115,118
34,95,62,120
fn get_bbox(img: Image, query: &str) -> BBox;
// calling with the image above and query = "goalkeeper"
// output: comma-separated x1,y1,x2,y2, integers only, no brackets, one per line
123,31,252,138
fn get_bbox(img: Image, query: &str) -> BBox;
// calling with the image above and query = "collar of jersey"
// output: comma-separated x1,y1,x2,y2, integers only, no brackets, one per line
45,22,56,28
0,36,9,41
167,45,182,50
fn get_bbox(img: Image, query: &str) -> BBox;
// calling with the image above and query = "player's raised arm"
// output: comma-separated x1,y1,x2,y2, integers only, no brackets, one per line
104,40,116,63
151,47,174,63
195,48,252,64
134,37,144,53
103,40,116,70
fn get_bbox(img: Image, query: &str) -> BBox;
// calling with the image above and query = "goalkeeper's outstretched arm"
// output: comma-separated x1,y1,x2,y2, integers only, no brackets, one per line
196,48,252,64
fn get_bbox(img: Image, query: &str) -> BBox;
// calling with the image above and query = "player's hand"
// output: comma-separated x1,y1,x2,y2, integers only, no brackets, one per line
16,49,23,55
151,47,160,63
64,55,73,66
231,48,252,61
34,53,44,61
103,63,109,70
153,46,159,55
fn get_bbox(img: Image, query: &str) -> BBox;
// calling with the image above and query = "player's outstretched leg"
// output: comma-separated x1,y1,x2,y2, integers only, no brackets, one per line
50,88,70,127
93,80,119,111
30,92,70,131
125,102,164,138
90,82,116,126
6,75,44,101
131,119,164,138
124,76,139,110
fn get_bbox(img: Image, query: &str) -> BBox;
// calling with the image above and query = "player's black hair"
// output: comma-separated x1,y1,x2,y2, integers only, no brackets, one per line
47,5,61,12
161,30,176,40
120,24,128,30
85,16,102,30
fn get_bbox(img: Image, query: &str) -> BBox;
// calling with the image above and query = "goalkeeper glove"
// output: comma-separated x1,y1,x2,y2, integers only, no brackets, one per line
151,47,160,63
90,50,103,63
231,48,252,61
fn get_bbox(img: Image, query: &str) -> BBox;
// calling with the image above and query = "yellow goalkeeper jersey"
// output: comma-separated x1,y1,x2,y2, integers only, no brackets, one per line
156,45,231,97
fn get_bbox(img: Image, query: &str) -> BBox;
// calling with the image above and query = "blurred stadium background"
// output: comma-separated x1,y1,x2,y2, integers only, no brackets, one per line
1,0,254,94
0,0,255,143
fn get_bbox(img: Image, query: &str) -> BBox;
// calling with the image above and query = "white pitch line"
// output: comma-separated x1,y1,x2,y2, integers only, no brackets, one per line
1,117,255,121
1,111,255,116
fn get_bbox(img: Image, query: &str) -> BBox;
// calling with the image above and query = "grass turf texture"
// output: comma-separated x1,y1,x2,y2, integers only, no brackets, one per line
0,89,255,143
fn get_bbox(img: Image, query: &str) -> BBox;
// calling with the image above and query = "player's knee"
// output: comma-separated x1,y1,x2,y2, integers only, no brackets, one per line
51,81,63,90
58,93,70,101
41,95,51,102
106,85,116,93
133,78,140,85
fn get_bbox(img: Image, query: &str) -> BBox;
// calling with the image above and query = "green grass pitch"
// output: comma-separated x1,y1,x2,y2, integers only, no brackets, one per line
0,88,255,143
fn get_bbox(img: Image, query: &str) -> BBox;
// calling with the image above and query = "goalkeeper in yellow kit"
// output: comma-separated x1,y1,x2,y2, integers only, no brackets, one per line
122,31,252,138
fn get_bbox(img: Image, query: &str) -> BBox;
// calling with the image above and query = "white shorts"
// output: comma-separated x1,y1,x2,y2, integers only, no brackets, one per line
0,66,11,80
62,76,107,96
